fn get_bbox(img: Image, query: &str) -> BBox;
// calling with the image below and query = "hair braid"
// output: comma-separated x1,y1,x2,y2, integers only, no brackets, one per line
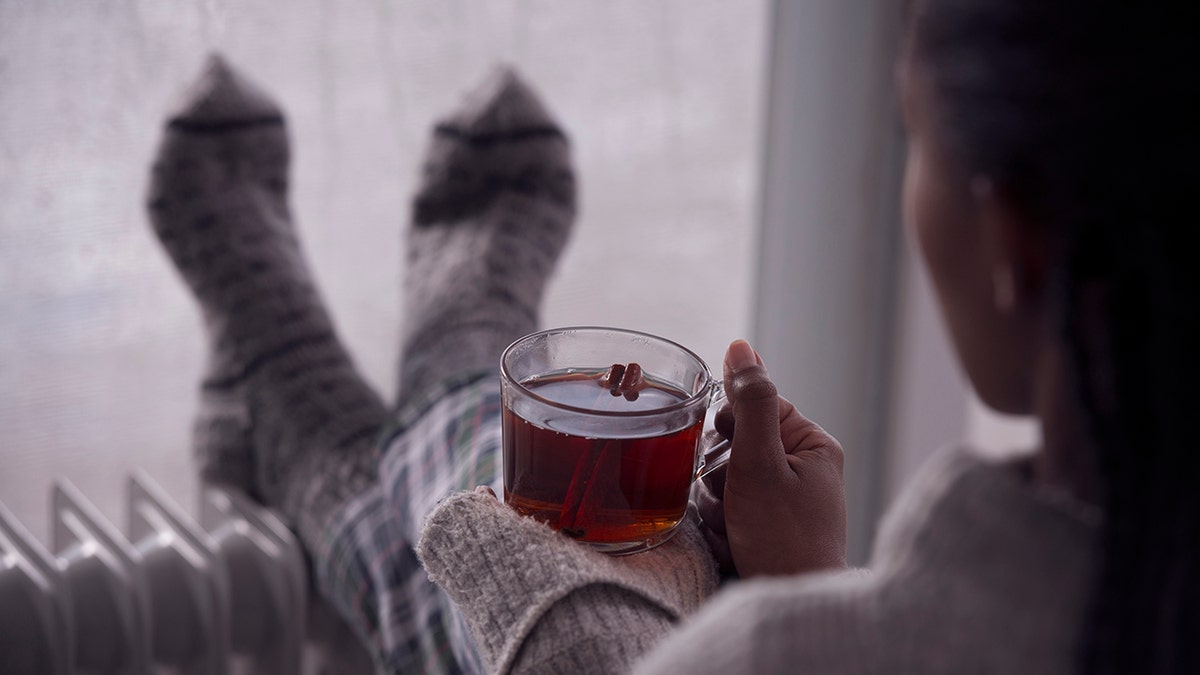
910,2,1200,672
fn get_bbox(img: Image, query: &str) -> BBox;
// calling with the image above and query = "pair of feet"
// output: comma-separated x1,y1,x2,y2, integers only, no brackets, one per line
146,55,575,548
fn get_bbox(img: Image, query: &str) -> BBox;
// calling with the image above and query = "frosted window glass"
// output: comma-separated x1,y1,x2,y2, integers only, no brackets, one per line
0,0,767,542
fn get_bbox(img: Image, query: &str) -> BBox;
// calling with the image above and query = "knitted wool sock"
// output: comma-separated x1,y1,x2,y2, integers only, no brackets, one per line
147,55,387,545
395,66,576,411
416,491,719,673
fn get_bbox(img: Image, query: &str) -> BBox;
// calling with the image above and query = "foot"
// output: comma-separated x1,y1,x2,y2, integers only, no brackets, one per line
396,66,577,411
147,55,386,517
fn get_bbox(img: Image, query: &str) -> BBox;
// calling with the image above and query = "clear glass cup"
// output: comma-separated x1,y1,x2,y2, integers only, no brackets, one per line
500,326,730,554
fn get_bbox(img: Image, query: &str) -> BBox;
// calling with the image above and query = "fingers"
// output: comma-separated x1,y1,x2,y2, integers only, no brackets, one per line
700,454,728,495
776,401,846,477
722,340,787,478
693,479,726,535
701,521,734,574
722,338,763,380
714,404,735,440
693,481,734,573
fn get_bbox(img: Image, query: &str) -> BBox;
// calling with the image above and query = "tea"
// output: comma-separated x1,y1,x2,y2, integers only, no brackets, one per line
502,369,703,547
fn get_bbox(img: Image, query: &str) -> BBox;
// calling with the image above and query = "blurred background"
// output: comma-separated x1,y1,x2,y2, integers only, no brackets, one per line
1,0,1036,573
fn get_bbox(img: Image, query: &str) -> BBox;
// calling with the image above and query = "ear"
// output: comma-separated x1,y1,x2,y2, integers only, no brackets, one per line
971,177,1049,313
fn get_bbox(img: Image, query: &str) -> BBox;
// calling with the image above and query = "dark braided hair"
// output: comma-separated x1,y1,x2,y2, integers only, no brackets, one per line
907,2,1198,673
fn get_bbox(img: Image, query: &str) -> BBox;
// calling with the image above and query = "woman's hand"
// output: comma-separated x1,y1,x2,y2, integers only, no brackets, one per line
696,339,847,577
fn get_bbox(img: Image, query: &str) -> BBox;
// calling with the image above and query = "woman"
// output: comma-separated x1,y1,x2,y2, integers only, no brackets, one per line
417,2,1199,673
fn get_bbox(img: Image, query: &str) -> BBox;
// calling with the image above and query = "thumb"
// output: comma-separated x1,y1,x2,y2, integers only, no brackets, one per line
723,340,787,479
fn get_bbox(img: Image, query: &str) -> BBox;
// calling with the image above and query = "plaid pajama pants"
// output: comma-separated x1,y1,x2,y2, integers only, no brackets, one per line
319,370,503,674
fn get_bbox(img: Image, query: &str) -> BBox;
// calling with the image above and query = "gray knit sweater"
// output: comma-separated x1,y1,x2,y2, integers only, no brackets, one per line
417,446,1100,674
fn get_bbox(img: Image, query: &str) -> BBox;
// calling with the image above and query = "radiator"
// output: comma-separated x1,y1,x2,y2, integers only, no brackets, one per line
0,473,330,674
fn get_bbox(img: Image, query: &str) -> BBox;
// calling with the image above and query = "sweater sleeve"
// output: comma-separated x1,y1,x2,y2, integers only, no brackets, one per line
416,491,720,674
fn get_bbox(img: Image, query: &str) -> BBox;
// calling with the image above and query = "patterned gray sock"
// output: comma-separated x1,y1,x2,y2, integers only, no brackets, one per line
146,56,386,544
395,67,576,411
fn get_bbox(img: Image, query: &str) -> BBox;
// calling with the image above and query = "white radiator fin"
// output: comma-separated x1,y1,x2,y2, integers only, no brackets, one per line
1,477,308,674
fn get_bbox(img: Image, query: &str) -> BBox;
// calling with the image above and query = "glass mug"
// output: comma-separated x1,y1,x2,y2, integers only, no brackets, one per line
500,326,731,555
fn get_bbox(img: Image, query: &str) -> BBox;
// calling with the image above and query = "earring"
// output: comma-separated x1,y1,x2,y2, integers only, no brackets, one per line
993,265,1016,312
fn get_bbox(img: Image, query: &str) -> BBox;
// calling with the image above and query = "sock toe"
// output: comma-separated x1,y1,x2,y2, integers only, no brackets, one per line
414,66,575,226
444,66,559,136
167,53,284,129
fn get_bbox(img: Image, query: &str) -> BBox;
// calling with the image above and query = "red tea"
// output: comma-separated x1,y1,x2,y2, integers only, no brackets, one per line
502,369,702,547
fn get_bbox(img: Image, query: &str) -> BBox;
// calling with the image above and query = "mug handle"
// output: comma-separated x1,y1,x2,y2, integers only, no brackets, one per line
696,380,732,480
